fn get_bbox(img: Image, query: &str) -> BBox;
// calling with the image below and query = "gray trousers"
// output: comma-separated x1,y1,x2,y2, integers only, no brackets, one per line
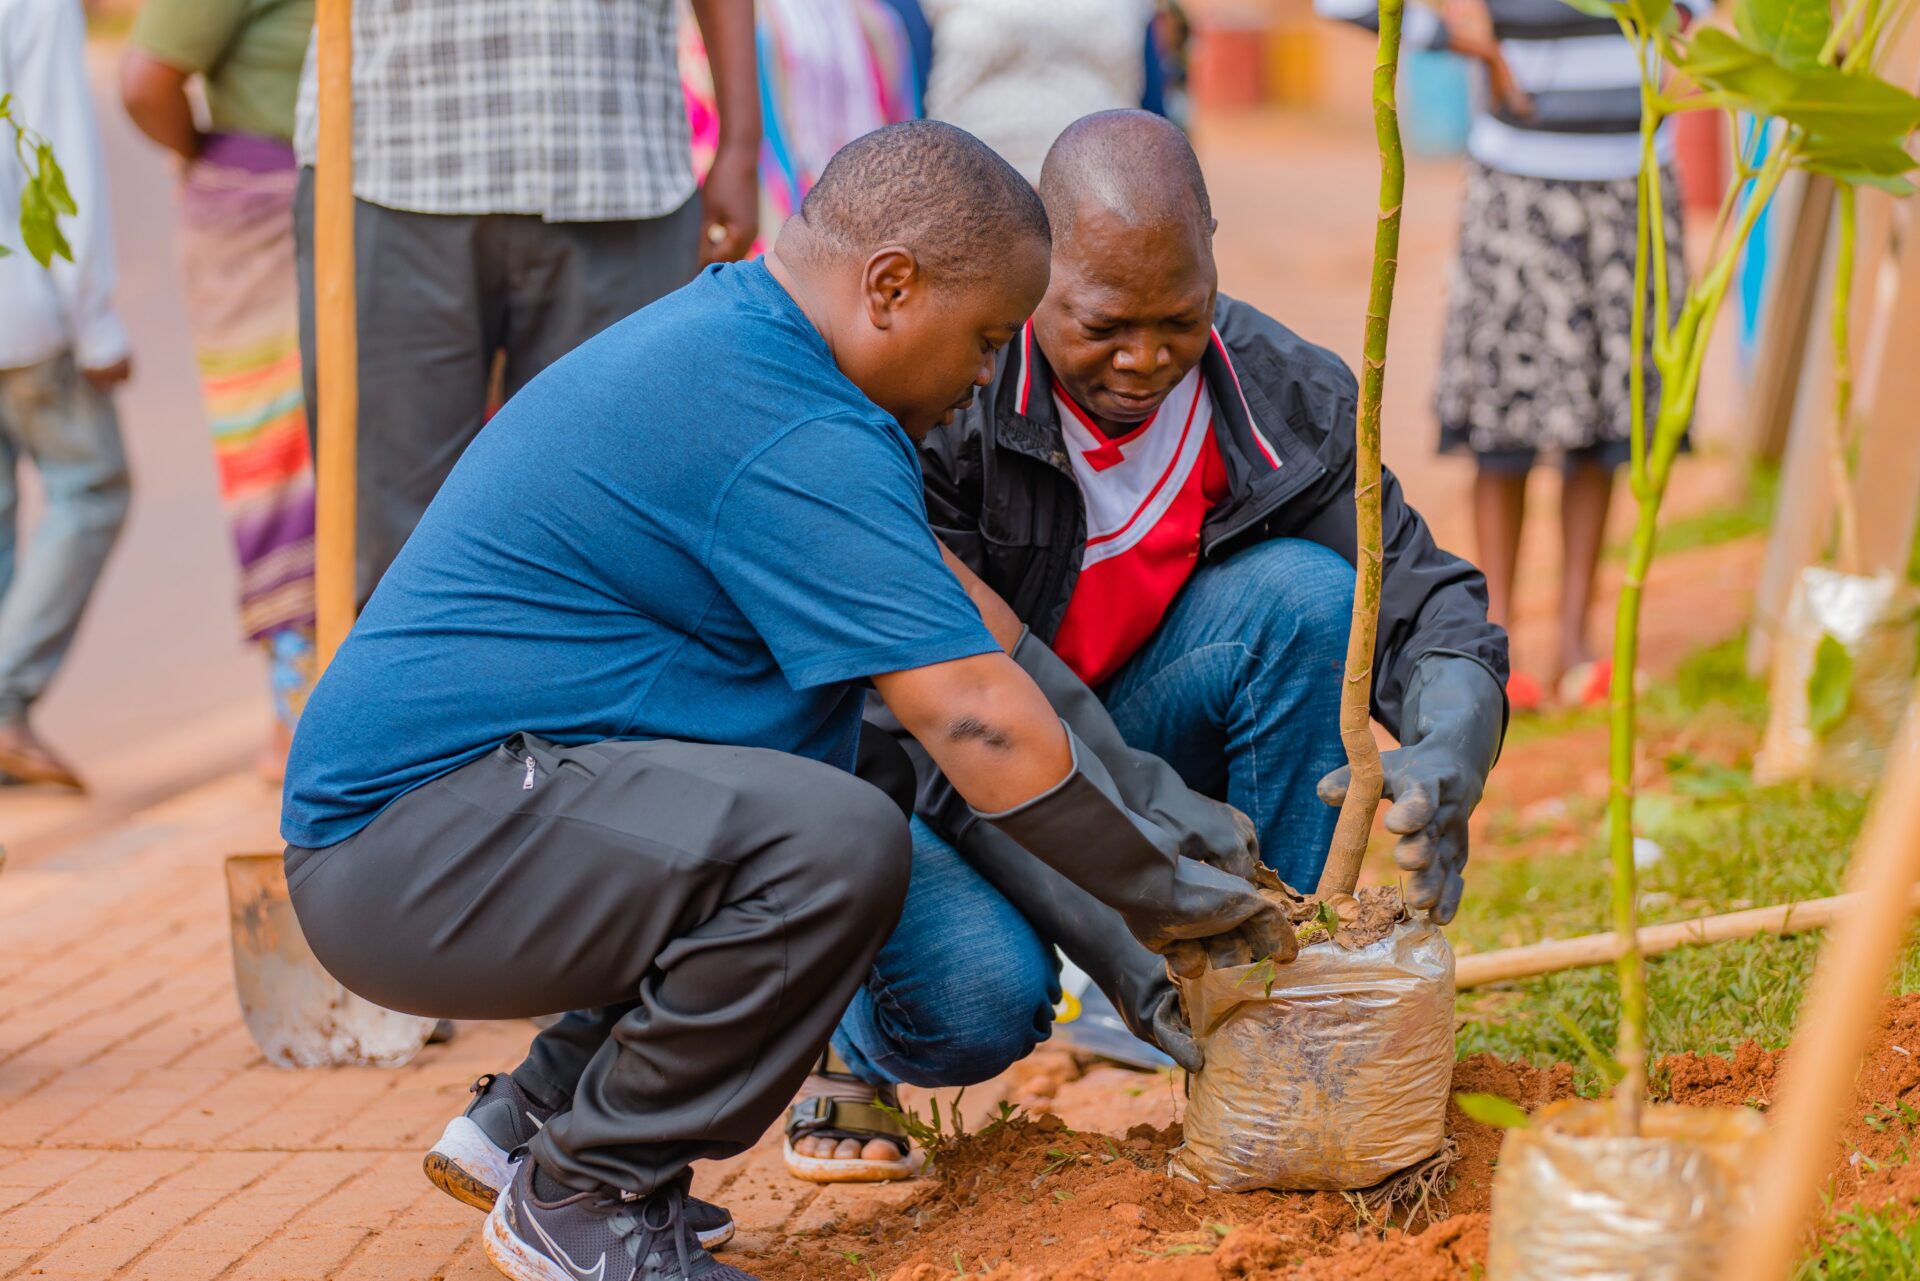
292,171,700,602
286,733,911,1195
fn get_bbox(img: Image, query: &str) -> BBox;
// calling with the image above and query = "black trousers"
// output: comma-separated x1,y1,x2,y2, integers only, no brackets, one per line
292,171,700,602
286,734,911,1195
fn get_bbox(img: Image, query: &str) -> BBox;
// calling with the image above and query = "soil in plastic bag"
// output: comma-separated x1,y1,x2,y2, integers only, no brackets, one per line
1488,1098,1764,1280
1756,567,1918,787
1171,887,1456,1192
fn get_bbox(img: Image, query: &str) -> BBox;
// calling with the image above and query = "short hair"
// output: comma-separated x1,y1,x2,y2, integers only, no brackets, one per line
1037,110,1213,247
801,120,1050,282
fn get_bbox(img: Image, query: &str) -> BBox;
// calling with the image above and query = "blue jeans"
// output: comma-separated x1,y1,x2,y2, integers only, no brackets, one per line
0,356,129,725
833,538,1353,1087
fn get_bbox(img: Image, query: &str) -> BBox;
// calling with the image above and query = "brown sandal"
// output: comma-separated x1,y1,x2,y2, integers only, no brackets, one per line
781,1047,917,1183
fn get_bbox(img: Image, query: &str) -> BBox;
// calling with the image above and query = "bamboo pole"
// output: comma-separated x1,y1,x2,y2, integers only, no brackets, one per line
1720,688,1920,1281
314,0,357,668
1454,887,1920,990
1318,0,1403,898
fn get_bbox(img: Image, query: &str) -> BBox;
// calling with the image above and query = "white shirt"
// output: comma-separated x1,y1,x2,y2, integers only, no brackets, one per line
0,0,128,371
923,0,1151,184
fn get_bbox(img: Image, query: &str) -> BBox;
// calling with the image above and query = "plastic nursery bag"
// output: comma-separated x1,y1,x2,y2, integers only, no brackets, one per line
1756,567,1919,787
1488,1099,1765,1281
1170,919,1455,1192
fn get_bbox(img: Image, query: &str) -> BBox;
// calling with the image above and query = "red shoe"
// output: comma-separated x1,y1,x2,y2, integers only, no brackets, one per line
1506,671,1546,713
1558,659,1613,708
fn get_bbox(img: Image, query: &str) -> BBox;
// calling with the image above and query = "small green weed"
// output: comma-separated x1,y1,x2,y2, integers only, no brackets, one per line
1796,1204,1920,1278
873,1087,967,1161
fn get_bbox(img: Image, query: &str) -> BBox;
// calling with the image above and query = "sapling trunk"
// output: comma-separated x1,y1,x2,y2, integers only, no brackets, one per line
1607,111,1794,1132
1826,183,1861,575
1318,0,1403,898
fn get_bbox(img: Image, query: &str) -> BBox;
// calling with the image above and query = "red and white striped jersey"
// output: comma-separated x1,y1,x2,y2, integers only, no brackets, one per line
1050,363,1231,686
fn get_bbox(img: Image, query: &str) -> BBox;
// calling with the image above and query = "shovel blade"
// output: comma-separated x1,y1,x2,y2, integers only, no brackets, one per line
225,853,434,1069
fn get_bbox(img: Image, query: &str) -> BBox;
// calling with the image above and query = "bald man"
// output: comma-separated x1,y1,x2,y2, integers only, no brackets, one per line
788,109,1508,1179
286,122,1290,1278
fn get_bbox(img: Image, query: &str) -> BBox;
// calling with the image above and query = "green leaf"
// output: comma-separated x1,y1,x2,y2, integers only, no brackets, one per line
0,243,11,259
1808,631,1856,736
1553,1010,1628,1086
1557,0,1620,16
1454,1092,1533,1130
1679,29,1920,144
1735,0,1830,72
18,181,71,268
1798,138,1919,194
35,143,76,217
1630,0,1676,33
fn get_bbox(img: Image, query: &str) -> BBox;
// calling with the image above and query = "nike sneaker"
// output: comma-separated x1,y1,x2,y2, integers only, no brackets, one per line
426,1072,734,1249
484,1158,758,1281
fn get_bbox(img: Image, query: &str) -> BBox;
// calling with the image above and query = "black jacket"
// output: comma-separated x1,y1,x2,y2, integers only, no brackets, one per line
918,294,1508,737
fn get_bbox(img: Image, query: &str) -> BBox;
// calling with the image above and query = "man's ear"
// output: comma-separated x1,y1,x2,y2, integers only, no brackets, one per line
861,246,920,331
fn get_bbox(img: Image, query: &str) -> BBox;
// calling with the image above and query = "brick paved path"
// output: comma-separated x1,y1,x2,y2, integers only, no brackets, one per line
0,774,974,1280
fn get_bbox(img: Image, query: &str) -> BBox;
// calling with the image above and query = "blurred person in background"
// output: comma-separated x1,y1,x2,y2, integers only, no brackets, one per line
291,0,760,605
920,0,1162,182
680,0,916,249
1318,0,1704,710
120,0,318,783
0,0,133,791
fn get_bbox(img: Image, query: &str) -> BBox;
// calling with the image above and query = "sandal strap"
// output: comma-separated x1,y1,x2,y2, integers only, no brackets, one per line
786,1095,909,1143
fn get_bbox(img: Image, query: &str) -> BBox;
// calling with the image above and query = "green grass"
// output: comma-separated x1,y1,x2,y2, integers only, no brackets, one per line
1453,636,1896,1093
1798,1204,1920,1279
1446,630,1920,1274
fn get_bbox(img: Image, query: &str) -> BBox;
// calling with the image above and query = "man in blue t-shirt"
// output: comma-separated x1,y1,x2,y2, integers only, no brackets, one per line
281,122,1287,1281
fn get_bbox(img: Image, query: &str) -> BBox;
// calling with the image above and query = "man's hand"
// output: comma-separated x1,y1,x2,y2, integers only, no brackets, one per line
1315,656,1505,925
82,357,132,391
1142,983,1203,1073
1317,739,1481,923
699,142,759,265
1442,0,1533,119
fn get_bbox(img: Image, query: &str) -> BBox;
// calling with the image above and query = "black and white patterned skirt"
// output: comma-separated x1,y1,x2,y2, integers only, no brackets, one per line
1435,159,1688,463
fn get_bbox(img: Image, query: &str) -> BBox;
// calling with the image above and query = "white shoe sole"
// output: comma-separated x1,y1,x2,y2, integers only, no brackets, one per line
782,1136,920,1184
445,1116,734,1249
424,1115,513,1212
483,1181,737,1277
483,1193,573,1281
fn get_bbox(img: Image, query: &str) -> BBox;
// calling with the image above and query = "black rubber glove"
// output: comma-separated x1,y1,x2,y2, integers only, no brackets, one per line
976,724,1287,955
1316,654,1505,923
945,827,1207,1072
900,633,1279,1072
1006,629,1261,880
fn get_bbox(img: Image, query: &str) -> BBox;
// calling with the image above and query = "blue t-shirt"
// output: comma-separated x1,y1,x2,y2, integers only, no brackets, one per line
281,261,998,849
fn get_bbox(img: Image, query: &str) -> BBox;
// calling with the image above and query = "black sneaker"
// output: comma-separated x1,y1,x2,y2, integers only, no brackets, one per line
426,1073,735,1249
484,1158,759,1281
425,1073,557,1212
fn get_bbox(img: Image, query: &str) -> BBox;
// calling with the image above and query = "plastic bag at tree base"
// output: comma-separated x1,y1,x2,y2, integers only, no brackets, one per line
1488,1100,1765,1280
1169,920,1454,1192
1756,567,1919,787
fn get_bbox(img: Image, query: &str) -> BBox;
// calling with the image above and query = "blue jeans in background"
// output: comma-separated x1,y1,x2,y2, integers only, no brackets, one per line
0,356,129,726
832,537,1354,1087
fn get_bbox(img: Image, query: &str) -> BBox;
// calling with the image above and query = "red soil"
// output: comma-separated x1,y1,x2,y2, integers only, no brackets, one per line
745,996,1920,1280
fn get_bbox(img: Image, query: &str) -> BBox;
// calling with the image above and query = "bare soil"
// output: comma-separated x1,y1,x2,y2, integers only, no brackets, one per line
745,996,1920,1280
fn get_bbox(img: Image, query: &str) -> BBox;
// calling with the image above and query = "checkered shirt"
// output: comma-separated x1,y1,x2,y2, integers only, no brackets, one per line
294,0,695,222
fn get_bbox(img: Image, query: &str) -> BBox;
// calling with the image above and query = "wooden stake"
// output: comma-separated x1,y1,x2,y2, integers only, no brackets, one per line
1454,887,1920,990
314,0,357,669
1317,0,1402,897
1720,686,1920,1281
